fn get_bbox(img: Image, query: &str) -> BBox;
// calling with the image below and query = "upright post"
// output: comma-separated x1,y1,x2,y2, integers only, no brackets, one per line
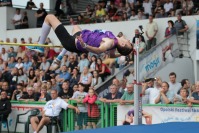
133,34,142,125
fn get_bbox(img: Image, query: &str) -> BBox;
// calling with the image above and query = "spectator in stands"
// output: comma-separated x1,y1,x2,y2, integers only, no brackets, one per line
165,20,176,38
28,37,33,44
177,79,191,96
79,66,92,92
35,85,51,102
142,77,162,104
107,4,117,18
112,2,125,21
73,84,78,93
12,8,22,29
40,56,50,73
19,86,36,102
26,0,37,10
11,83,25,100
168,72,181,95
96,58,111,82
174,13,189,36
77,15,85,24
120,83,134,104
8,47,17,59
155,81,175,104
0,59,4,71
20,11,29,29
95,4,106,23
23,56,32,74
78,53,90,73
15,57,23,69
83,88,99,129
154,0,163,17
56,65,71,84
30,89,79,133
1,48,8,62
137,9,146,20
18,68,28,84
58,80,73,100
155,8,168,18
16,47,25,60
0,0,12,7
164,0,173,14
124,3,132,18
0,81,12,99
12,38,18,52
31,56,40,70
35,2,48,28
143,0,152,15
0,91,11,122
91,70,102,88
70,83,88,130
145,15,158,50
28,69,36,85
174,88,192,106
20,38,26,51
100,84,122,103
188,81,199,104
118,78,127,93
61,55,69,68
176,0,194,15
89,55,97,74
51,78,57,90
129,10,138,20
8,56,16,71
69,68,80,89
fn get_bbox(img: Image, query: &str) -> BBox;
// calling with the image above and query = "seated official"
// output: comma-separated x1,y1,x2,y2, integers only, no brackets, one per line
30,89,79,133
0,91,12,120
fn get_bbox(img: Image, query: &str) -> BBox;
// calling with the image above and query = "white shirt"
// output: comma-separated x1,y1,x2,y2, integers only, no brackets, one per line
145,87,160,104
1,53,8,61
143,2,152,15
15,63,23,69
13,14,22,26
146,21,158,37
164,2,173,12
44,97,69,117
168,82,181,95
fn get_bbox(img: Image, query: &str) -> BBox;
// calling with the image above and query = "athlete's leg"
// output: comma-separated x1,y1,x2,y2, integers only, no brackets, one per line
50,25,82,70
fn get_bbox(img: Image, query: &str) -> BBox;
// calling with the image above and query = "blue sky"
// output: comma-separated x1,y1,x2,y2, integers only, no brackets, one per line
12,0,50,10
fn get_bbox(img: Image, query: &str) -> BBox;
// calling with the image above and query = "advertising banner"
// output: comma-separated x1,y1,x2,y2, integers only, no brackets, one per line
117,105,199,126
139,35,179,80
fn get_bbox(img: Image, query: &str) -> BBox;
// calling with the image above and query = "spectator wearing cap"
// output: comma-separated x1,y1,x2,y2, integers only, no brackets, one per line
142,77,162,104
19,86,36,102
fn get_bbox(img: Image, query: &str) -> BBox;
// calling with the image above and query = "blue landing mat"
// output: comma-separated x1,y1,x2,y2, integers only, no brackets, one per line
63,122,199,133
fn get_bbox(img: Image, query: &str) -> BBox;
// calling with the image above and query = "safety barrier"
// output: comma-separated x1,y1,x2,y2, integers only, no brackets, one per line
4,101,199,132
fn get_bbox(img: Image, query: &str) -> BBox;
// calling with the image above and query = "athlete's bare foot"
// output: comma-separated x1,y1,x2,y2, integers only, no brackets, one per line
49,59,61,71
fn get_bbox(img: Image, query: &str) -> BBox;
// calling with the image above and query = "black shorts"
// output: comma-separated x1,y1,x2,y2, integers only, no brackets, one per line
37,116,58,122
54,24,81,53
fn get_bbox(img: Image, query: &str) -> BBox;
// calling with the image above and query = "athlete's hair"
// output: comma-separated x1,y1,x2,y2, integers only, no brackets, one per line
116,44,133,56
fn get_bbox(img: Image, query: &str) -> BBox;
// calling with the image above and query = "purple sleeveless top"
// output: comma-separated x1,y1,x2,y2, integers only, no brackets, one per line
76,29,118,52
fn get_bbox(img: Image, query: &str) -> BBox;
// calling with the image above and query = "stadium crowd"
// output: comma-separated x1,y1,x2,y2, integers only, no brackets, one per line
0,0,199,132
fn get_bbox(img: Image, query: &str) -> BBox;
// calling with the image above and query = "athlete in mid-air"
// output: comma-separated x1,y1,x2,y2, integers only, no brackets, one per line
27,14,133,70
